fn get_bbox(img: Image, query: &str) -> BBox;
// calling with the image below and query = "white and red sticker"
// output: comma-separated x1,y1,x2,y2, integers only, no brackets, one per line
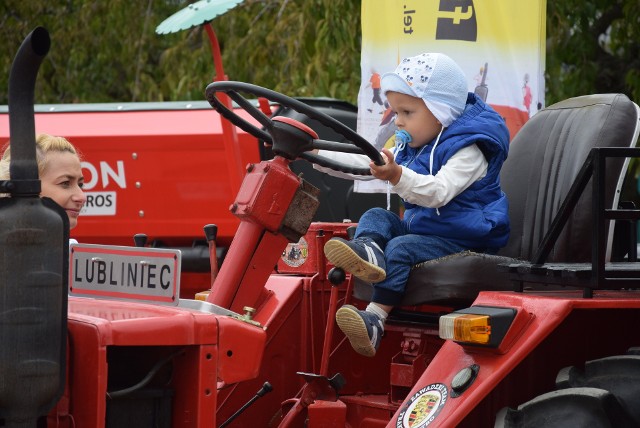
396,383,448,427
280,237,309,268
80,160,126,216
81,191,116,216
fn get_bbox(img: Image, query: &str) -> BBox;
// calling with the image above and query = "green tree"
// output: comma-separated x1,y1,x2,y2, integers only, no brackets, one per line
215,0,361,101
546,0,640,105
0,0,361,104
1,0,638,106
0,0,183,103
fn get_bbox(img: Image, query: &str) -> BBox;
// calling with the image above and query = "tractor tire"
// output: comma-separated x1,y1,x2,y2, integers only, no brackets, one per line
495,348,640,427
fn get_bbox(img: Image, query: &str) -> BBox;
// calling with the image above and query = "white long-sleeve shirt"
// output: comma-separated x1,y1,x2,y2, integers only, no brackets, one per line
313,144,488,209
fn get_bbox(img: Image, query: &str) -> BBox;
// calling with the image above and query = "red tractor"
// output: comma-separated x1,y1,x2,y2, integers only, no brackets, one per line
2,26,640,428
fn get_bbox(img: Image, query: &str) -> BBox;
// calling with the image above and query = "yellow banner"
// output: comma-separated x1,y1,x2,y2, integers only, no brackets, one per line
358,0,546,141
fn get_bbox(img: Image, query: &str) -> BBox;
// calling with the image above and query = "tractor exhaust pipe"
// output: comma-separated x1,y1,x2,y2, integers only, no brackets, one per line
7,26,50,193
0,27,69,428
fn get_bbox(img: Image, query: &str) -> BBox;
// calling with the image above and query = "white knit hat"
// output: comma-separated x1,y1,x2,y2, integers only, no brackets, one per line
380,53,468,127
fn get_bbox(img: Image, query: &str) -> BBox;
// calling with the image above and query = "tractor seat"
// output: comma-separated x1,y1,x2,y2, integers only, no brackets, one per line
353,93,640,308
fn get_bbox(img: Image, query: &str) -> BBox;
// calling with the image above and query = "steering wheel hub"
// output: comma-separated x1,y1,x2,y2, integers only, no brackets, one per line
270,116,319,160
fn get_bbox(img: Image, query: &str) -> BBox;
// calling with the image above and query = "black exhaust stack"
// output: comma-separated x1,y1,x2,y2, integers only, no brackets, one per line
0,27,69,428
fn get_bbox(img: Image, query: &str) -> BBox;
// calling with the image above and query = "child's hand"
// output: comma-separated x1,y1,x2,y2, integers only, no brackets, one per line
370,148,402,184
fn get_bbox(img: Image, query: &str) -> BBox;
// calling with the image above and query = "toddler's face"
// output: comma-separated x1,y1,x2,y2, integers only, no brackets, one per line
387,91,441,148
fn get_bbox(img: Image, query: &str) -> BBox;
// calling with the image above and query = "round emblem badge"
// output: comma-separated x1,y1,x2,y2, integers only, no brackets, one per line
396,383,448,427
281,237,309,267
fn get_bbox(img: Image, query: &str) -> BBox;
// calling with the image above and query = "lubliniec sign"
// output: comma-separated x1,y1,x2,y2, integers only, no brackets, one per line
69,243,181,305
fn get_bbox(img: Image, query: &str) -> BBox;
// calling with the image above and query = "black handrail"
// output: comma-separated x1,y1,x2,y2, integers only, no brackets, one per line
523,147,640,297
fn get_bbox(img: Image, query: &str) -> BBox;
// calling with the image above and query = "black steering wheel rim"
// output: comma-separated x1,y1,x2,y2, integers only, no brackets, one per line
205,81,383,176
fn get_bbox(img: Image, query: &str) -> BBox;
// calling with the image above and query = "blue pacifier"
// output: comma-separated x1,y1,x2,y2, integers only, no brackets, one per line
394,129,412,151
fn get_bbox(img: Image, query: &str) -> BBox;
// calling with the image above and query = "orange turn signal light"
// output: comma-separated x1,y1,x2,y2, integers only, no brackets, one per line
439,306,516,348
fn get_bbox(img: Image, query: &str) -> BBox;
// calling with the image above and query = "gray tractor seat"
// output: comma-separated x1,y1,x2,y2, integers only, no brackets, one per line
353,94,640,307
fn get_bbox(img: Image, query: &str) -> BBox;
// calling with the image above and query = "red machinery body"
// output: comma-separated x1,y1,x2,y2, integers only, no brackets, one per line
3,95,640,427
388,291,640,427
2,30,640,428
0,103,261,248
2,93,640,428
50,224,640,428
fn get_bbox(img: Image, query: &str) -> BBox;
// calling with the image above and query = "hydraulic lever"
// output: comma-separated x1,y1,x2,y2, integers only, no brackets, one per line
218,382,273,428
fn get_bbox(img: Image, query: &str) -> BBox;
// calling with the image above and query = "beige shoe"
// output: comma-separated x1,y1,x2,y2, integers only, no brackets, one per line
335,305,384,357
324,237,386,282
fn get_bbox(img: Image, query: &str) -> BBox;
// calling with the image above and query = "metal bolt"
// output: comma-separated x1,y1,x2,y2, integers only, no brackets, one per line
135,182,141,188
243,306,256,320
132,153,138,160
139,210,145,217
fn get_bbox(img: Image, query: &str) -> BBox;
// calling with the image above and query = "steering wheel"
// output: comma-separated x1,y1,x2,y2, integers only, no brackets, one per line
205,81,384,176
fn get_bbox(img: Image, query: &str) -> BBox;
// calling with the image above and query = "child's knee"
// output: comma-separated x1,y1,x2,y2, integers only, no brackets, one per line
384,238,415,262
361,207,396,224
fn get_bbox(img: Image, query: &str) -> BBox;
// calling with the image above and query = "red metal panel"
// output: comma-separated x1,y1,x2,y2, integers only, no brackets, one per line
387,291,640,428
216,316,267,384
214,276,306,426
227,230,290,314
65,320,109,427
307,400,347,427
63,297,224,427
387,293,572,427
171,344,218,428
0,108,262,247
207,220,268,308
67,298,218,346
232,160,301,233
208,157,305,312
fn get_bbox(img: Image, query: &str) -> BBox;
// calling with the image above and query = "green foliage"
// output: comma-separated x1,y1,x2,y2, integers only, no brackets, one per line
0,0,361,104
545,0,640,206
155,0,362,102
0,0,184,103
0,0,638,107
546,0,640,105
2,0,640,218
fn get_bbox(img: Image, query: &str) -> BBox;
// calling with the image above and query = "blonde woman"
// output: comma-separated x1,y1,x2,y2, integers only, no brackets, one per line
0,134,86,229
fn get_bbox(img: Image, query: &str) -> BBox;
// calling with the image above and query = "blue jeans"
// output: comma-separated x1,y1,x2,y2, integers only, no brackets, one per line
355,207,469,306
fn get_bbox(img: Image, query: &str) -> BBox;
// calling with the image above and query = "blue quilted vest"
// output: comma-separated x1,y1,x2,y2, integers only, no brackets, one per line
394,93,510,250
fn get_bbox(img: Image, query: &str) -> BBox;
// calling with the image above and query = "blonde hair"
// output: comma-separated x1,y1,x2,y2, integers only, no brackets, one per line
0,133,80,181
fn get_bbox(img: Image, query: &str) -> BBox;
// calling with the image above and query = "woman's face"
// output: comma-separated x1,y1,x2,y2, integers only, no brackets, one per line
40,151,86,229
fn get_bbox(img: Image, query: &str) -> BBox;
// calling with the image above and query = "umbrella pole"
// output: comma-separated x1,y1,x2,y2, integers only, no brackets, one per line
204,22,244,194
204,23,227,82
